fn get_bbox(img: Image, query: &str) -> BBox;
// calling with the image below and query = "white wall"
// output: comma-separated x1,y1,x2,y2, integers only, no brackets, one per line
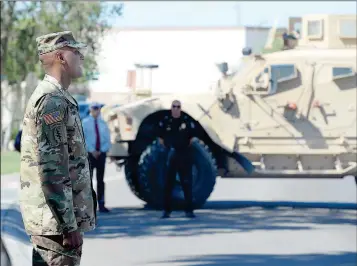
89,27,269,94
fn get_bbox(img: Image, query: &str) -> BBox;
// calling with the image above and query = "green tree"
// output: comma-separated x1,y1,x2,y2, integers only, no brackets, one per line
1,1,123,84
262,37,284,54
0,1,123,148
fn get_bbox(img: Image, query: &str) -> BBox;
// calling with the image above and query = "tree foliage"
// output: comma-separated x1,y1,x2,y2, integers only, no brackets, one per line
1,1,123,84
0,1,123,147
262,36,284,54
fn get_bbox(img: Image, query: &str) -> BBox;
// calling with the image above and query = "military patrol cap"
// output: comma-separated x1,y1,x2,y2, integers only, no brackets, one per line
36,31,87,55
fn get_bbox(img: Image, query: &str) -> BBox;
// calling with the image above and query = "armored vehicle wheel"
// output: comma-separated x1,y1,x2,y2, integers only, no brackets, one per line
138,138,217,210
124,158,147,201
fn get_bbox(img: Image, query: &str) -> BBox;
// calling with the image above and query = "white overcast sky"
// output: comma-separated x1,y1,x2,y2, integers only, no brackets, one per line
107,1,356,28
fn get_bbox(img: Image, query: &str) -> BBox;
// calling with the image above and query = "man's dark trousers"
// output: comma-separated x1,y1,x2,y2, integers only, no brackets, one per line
163,149,193,213
88,152,106,207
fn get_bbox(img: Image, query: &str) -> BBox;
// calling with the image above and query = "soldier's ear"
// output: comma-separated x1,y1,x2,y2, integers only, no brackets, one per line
55,51,65,64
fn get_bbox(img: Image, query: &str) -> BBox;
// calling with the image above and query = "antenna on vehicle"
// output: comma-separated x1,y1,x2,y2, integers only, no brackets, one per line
264,18,279,50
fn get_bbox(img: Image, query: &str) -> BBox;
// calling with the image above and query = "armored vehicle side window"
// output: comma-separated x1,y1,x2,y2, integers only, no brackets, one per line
254,65,297,83
271,64,297,83
307,20,323,39
332,67,355,80
339,19,357,38
253,64,298,94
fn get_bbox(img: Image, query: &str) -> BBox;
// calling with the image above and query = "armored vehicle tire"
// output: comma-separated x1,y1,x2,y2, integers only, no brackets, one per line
137,138,218,210
124,159,147,201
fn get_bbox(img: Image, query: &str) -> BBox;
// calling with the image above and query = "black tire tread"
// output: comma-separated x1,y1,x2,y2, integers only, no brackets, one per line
138,138,217,210
124,160,147,201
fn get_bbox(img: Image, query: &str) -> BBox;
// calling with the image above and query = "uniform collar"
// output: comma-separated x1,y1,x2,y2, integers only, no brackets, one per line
171,115,181,121
89,114,101,121
43,74,78,107
44,74,63,90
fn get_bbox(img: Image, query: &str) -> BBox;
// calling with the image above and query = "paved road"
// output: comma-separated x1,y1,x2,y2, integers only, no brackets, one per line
1,163,357,266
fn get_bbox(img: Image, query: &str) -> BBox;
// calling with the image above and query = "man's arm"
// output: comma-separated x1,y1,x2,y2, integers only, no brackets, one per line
82,118,95,153
158,118,167,146
187,118,200,144
102,121,112,152
37,96,77,233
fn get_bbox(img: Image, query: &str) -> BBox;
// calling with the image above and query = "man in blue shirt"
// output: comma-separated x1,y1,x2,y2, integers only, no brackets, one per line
82,102,111,213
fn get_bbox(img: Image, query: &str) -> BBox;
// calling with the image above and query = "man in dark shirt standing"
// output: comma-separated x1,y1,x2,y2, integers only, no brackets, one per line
158,100,196,219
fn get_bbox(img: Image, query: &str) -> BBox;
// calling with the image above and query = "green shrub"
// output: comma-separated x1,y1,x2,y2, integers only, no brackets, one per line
10,127,20,140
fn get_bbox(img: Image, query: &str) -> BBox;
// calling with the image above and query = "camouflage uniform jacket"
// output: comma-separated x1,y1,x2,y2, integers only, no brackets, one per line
20,75,96,236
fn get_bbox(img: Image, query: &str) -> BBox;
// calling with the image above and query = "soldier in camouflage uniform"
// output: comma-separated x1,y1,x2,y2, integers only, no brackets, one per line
19,31,96,266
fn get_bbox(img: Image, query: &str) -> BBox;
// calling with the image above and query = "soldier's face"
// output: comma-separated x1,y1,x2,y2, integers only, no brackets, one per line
61,48,84,79
171,101,181,118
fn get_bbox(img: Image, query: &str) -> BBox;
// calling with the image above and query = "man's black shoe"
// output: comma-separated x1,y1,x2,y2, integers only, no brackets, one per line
99,206,110,213
185,211,196,218
161,211,171,219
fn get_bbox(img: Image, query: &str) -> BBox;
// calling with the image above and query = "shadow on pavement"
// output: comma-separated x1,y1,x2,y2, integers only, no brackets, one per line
1,206,30,245
84,204,356,239
1,237,13,266
153,253,357,266
1,202,356,242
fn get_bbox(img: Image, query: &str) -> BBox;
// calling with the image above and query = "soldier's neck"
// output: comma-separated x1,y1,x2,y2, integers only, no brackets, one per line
46,71,71,90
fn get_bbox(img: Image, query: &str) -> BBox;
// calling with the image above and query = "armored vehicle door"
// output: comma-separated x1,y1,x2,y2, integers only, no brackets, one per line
309,62,357,138
244,61,308,139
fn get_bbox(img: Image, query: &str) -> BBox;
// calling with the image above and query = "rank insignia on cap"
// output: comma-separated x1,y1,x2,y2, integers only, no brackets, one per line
43,110,63,125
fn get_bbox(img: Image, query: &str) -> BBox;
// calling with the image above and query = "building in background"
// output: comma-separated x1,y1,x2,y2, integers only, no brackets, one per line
88,26,270,104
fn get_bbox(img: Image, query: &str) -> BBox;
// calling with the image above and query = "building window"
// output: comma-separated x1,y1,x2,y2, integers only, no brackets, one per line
307,20,323,39
332,67,355,80
339,19,357,38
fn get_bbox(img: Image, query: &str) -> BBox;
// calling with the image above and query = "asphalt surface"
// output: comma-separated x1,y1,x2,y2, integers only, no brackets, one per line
1,162,357,266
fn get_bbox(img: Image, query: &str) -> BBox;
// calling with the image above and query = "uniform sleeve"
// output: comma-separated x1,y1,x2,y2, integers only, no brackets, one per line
82,118,95,153
186,117,200,139
37,96,78,233
102,121,112,152
158,118,166,139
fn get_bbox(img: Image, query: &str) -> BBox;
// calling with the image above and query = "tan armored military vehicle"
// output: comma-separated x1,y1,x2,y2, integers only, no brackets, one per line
103,14,357,209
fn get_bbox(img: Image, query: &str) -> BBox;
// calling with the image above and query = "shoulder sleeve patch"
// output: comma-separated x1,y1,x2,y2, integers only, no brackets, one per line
43,110,63,125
